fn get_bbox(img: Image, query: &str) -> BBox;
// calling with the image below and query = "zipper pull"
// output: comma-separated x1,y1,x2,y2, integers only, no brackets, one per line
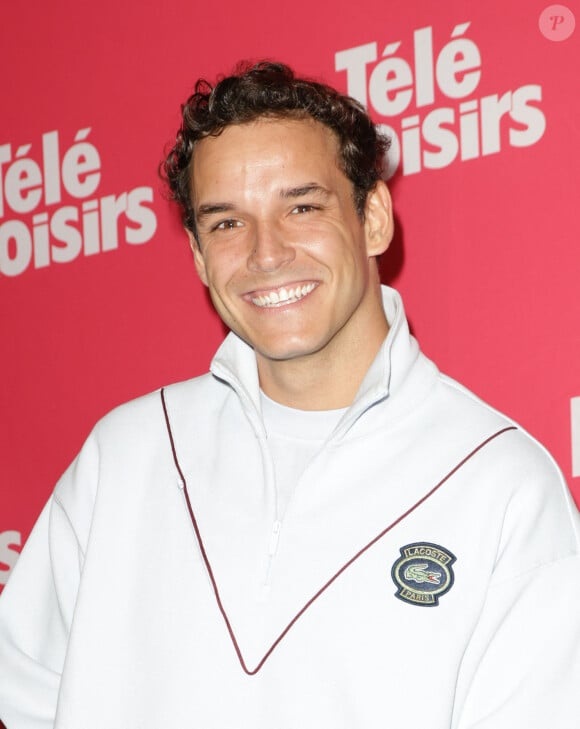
268,520,282,556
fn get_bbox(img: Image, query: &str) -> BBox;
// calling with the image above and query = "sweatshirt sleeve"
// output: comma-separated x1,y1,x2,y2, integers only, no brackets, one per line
452,446,580,729
0,434,96,729
453,556,580,729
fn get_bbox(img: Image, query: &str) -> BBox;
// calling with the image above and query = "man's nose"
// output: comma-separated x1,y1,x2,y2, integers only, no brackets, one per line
247,222,296,272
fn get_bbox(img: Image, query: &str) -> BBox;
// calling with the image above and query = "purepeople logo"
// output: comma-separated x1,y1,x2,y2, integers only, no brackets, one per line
335,22,546,178
0,128,157,277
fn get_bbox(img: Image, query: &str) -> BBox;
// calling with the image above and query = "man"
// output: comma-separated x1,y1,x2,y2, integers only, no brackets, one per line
1,61,579,728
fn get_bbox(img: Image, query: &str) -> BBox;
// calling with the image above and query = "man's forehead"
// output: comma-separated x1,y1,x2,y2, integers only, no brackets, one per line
190,117,344,207
190,116,342,193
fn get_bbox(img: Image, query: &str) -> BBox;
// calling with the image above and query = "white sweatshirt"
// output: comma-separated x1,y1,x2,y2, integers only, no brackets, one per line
1,287,579,729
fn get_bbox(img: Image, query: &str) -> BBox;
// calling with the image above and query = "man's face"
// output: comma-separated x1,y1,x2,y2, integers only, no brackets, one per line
190,117,392,369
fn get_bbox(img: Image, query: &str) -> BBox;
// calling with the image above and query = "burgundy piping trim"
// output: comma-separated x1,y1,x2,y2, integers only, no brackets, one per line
161,387,515,675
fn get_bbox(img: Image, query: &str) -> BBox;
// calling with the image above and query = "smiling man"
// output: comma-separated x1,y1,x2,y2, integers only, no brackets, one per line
1,62,579,729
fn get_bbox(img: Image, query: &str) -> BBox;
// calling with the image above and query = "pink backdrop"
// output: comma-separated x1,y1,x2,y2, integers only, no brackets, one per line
1,0,579,590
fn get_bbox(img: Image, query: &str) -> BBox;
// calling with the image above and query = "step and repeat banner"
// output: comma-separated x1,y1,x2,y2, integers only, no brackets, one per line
1,0,579,589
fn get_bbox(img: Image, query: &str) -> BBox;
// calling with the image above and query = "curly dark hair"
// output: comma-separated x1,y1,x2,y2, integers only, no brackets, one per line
162,61,390,241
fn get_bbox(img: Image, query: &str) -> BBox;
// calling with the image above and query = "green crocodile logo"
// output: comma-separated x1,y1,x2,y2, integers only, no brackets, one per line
404,563,442,585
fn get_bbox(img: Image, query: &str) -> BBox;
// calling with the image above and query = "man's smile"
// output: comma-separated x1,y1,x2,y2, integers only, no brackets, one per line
248,282,318,308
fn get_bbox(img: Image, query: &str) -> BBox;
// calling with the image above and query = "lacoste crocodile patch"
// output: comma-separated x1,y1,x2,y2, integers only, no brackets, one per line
391,542,456,607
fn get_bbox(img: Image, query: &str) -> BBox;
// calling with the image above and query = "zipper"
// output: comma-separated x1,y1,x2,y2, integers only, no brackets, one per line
262,519,282,595
268,519,282,556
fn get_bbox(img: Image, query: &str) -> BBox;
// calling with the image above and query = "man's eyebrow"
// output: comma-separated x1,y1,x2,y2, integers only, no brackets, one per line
279,184,331,199
196,202,236,222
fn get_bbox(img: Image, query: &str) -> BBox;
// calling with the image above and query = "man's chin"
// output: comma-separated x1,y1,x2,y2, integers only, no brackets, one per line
254,341,326,365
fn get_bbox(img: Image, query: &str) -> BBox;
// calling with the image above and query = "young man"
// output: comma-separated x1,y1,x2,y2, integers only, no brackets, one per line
1,62,579,728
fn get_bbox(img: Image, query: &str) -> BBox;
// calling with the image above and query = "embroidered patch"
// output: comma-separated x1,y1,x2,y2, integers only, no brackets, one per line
391,542,456,607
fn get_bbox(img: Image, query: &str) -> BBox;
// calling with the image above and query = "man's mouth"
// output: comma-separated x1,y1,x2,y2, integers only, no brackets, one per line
250,282,317,308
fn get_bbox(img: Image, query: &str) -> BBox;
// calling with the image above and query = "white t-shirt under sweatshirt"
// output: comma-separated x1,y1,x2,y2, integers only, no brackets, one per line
260,390,347,520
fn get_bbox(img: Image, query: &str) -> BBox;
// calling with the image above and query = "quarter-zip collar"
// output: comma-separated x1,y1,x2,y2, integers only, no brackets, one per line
210,286,420,441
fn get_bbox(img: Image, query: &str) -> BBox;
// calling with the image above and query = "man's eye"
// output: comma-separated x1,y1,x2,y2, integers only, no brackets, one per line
291,204,318,215
213,219,240,231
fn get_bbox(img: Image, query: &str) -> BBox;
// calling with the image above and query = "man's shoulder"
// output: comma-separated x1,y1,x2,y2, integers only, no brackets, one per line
435,370,555,462
434,370,575,511
92,371,221,439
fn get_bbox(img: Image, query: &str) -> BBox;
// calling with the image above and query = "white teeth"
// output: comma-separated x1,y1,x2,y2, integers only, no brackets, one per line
251,282,316,308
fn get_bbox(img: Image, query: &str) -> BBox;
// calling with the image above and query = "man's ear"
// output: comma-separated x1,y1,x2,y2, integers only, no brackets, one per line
186,228,209,286
364,180,394,257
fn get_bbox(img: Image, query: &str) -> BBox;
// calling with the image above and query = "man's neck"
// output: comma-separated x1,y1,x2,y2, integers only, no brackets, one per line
256,297,389,411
